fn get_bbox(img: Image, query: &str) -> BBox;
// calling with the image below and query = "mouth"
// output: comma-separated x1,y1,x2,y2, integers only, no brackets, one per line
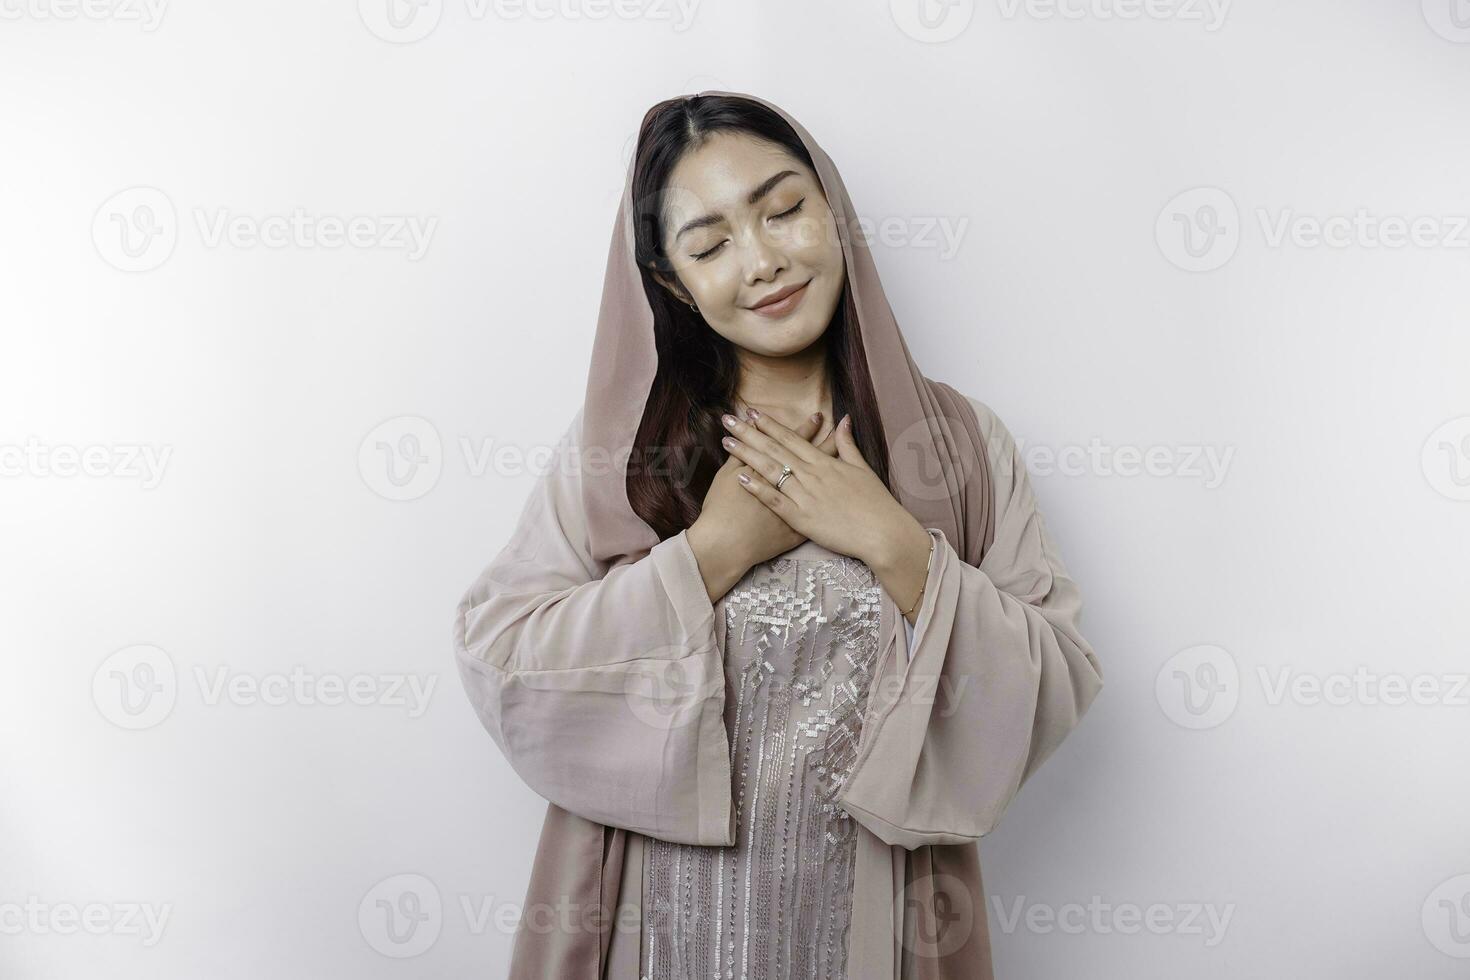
747,278,812,319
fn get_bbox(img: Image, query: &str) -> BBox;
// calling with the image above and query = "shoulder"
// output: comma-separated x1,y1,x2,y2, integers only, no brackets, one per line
959,393,1009,448
924,378,1022,471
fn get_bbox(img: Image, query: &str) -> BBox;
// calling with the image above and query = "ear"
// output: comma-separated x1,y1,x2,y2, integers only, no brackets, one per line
651,269,693,307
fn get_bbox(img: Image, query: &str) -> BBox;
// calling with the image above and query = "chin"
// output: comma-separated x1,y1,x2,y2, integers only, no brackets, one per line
740,316,829,357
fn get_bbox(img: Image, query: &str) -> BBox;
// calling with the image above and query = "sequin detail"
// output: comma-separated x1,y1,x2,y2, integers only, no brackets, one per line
642,549,883,980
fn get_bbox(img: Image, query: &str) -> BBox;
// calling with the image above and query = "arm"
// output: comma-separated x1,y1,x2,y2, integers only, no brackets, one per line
836,396,1104,848
451,408,736,846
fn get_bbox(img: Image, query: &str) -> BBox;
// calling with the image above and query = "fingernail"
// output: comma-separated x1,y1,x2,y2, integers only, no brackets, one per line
721,413,738,428
747,407,761,419
810,412,822,423
738,472,750,484
722,436,735,448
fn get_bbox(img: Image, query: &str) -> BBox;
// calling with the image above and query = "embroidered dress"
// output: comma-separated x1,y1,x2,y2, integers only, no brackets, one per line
451,394,1104,980
641,539,883,980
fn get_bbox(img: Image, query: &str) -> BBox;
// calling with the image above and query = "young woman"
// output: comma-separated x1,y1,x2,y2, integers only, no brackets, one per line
452,90,1104,980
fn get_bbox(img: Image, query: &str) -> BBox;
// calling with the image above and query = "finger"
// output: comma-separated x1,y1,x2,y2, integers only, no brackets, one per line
804,413,839,456
834,414,869,468
814,424,838,457
739,410,825,468
721,433,790,486
735,410,822,452
735,413,829,464
737,468,794,517
791,411,821,444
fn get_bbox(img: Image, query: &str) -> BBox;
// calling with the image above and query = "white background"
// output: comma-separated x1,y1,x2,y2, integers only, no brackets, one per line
3,0,1468,976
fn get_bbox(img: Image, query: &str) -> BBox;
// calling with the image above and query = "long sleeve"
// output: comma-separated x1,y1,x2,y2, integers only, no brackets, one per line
451,407,737,846
837,396,1104,848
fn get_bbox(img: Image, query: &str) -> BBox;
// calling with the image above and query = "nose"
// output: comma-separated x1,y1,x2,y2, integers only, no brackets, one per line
739,224,787,287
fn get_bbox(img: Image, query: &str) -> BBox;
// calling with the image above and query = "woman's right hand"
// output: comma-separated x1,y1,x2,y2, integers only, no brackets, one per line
686,412,836,602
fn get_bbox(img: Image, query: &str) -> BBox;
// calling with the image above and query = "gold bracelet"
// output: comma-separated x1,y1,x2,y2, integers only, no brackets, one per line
901,536,936,619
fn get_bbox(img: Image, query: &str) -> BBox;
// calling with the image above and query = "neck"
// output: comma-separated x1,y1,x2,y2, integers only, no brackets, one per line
733,338,833,431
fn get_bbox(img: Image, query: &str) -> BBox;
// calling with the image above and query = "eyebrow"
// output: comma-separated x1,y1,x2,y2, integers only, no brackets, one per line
672,169,801,244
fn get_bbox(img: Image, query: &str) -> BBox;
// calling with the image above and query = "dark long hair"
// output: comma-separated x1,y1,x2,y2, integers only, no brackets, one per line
628,94,891,540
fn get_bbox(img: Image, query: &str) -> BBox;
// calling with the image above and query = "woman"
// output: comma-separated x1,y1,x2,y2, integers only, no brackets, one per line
452,90,1104,980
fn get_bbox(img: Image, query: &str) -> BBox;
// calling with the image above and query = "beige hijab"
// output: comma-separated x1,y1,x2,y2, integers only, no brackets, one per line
578,89,995,569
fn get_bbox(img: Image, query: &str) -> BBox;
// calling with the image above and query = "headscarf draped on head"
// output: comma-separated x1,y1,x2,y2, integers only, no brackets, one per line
579,89,994,568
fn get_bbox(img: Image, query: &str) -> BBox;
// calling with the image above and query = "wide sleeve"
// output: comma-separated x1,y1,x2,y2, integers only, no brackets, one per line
450,407,737,847
836,396,1104,848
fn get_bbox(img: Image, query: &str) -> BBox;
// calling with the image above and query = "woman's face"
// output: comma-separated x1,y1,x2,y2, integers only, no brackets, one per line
655,131,846,358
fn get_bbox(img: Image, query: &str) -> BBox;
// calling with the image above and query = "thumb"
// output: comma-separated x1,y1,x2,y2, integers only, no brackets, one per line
835,414,867,467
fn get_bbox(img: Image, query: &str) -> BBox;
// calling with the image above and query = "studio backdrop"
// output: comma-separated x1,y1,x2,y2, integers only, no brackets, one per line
3,1,1467,977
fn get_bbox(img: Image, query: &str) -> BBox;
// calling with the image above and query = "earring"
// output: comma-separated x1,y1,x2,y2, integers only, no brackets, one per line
687,301,699,313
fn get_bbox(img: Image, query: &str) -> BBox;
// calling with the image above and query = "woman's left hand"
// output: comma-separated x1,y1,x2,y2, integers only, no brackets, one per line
720,409,926,570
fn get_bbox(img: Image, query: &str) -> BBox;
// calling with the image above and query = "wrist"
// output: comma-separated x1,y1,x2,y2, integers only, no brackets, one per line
687,517,734,563
864,511,931,577
685,519,748,597
862,513,935,625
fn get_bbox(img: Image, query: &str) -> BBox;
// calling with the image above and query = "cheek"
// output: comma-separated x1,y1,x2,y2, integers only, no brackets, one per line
681,262,741,310
798,211,845,287
790,210,843,272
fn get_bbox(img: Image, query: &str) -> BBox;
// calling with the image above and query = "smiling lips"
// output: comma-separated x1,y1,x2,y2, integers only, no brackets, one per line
748,279,812,318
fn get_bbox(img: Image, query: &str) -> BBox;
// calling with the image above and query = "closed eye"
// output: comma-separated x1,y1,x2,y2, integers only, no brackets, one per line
689,199,807,262
773,198,805,220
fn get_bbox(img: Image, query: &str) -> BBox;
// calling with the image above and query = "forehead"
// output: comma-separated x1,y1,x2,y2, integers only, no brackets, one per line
661,131,811,221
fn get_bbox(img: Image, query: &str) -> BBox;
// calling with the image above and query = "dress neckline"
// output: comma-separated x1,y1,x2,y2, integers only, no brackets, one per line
773,538,854,562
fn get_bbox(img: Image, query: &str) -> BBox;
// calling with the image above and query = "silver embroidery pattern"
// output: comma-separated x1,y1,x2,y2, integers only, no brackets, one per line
642,551,883,980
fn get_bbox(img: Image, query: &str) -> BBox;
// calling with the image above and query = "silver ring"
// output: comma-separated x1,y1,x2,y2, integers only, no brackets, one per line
775,465,793,490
